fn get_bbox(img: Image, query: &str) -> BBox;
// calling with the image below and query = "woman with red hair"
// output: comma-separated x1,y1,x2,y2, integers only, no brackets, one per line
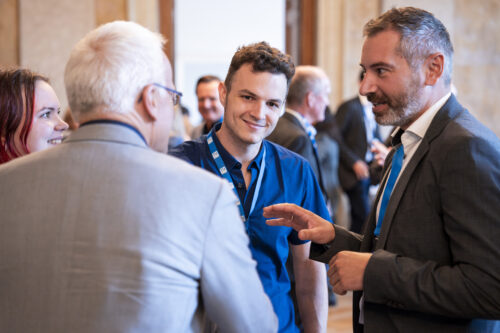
0,68,68,163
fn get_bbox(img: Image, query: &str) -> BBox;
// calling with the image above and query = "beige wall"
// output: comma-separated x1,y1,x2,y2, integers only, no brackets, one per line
0,0,19,66
19,0,95,110
317,0,500,137
1,0,499,136
0,0,159,112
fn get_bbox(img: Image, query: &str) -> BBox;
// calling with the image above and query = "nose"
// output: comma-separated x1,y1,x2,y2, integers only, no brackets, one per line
251,101,267,120
359,72,376,96
55,114,69,131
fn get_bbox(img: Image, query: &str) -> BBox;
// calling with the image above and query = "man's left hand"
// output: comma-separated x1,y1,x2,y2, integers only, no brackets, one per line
328,251,372,295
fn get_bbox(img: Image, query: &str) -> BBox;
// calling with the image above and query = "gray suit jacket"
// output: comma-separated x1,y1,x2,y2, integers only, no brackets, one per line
0,122,277,333
312,95,500,332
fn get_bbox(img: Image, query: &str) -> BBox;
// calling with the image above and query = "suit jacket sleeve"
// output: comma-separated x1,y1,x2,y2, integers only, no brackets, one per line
363,133,500,319
200,181,278,332
310,225,363,263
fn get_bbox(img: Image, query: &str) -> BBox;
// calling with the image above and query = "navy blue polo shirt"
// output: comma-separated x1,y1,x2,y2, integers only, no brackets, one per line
170,125,331,332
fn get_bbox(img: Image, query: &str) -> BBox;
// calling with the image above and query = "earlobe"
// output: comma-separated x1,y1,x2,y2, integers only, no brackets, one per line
425,53,444,86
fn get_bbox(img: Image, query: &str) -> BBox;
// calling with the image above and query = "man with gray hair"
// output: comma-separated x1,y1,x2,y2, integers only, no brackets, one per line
0,21,277,332
265,7,500,332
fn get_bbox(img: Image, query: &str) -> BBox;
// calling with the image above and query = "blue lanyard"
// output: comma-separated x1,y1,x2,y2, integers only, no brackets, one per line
207,131,266,222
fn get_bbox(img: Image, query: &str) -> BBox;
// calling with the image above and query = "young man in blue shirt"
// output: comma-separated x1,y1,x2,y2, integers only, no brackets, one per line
170,42,330,332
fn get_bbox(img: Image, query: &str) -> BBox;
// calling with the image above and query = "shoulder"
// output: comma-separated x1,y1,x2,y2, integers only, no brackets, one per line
428,105,500,173
337,96,360,111
264,140,312,170
190,122,204,138
169,136,208,165
268,115,306,142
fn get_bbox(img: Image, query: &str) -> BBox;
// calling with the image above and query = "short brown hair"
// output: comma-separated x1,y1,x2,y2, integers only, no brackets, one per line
224,41,295,92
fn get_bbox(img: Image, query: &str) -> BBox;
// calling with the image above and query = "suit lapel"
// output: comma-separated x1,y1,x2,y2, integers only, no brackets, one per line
375,94,463,249
361,149,393,251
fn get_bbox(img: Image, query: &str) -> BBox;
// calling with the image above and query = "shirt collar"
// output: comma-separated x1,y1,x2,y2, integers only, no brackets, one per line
404,92,451,140
286,108,317,136
80,119,147,145
210,122,265,172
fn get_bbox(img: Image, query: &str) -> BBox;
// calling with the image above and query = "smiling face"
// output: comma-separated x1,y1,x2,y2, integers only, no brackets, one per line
359,29,426,128
196,80,224,126
24,80,68,153
219,63,288,149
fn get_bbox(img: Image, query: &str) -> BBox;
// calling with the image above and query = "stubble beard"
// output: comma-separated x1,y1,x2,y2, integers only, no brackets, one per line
371,75,425,128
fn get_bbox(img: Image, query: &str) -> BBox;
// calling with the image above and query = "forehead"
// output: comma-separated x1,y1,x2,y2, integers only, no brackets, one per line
197,81,219,95
35,80,59,104
360,30,403,67
230,63,288,100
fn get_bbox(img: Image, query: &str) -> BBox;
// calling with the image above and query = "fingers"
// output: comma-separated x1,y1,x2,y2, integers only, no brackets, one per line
263,203,317,222
332,280,347,295
265,218,291,227
263,203,298,219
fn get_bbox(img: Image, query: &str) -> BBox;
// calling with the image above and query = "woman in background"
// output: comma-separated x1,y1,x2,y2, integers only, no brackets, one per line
0,68,68,164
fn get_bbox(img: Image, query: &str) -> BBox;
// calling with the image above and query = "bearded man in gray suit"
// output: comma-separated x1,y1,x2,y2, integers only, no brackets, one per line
0,21,277,333
265,7,500,333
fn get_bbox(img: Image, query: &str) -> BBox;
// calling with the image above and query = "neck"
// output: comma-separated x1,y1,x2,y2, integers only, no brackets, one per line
79,108,150,143
401,85,450,130
291,105,313,124
217,122,261,165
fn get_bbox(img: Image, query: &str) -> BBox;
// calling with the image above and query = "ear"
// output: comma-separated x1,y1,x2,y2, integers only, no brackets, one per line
305,91,315,108
218,81,227,106
140,84,160,121
424,53,444,86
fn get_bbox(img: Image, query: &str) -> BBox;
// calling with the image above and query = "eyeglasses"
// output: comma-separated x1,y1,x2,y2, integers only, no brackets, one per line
138,83,183,106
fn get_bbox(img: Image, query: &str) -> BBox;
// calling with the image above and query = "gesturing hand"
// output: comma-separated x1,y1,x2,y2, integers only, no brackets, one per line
263,203,335,244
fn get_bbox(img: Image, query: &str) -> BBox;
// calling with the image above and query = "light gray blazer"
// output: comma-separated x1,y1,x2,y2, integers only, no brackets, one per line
0,122,277,333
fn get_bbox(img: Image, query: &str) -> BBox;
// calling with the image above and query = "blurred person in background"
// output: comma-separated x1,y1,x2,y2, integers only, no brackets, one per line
190,75,224,139
0,68,68,164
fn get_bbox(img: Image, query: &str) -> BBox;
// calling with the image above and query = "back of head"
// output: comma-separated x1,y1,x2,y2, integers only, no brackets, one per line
0,68,48,163
224,41,295,92
287,65,327,107
64,21,166,120
363,7,454,86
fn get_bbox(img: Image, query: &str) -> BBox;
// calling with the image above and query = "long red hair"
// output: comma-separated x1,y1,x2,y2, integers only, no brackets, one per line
0,68,49,164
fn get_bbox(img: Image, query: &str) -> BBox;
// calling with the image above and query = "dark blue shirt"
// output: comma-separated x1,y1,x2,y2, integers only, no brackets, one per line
170,125,331,332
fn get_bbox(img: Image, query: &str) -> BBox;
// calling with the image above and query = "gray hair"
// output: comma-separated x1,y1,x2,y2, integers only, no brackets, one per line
64,21,166,119
287,66,327,107
363,7,453,85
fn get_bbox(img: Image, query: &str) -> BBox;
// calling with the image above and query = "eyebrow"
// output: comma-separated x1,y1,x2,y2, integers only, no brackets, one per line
239,89,284,105
37,106,59,113
363,62,396,69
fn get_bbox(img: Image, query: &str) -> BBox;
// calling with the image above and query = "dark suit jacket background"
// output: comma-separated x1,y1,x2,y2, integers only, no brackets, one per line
311,95,500,332
335,96,381,190
267,111,326,197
